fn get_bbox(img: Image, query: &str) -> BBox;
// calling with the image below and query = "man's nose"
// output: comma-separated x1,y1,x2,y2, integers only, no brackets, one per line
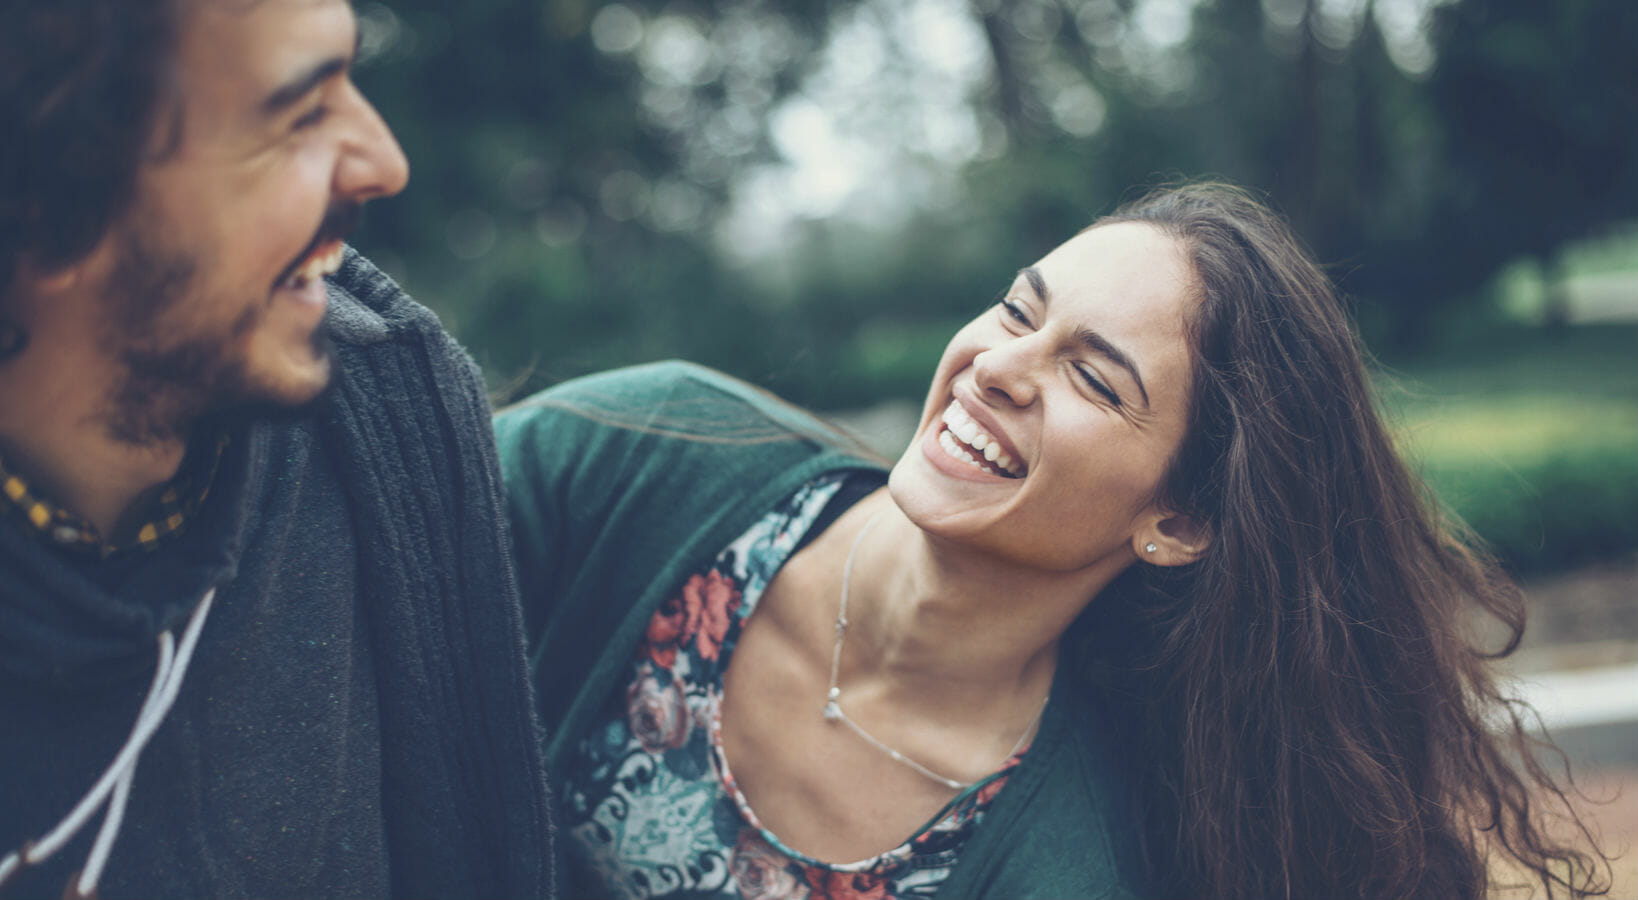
333,82,409,201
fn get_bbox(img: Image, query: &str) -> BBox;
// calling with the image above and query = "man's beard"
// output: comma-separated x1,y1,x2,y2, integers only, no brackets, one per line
99,231,334,447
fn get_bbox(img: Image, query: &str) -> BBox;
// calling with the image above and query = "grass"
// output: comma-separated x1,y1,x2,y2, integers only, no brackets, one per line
1379,324,1637,574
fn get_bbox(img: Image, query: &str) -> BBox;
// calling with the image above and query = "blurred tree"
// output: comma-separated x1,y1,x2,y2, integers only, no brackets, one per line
948,0,1637,347
346,0,1636,403
1420,0,1638,328
350,0,838,393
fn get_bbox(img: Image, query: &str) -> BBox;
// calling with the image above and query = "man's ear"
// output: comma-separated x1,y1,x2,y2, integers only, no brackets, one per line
1133,511,1211,567
13,249,92,298
32,267,80,294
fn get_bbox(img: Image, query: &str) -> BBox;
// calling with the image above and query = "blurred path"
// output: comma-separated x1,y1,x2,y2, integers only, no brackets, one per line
1564,270,1638,324
1575,767,1638,900
1507,562,1638,899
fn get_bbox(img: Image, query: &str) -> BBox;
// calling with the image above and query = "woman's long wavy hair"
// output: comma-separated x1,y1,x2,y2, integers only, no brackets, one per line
1079,183,1611,899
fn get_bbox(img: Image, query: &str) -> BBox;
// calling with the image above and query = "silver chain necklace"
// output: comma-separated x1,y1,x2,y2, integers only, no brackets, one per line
821,510,1049,791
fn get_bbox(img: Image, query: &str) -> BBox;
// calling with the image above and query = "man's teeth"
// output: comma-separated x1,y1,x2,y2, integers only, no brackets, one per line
939,401,1022,477
283,244,345,287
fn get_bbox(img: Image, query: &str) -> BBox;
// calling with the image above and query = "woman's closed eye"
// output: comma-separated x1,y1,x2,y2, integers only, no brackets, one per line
999,298,1032,327
1075,365,1122,406
998,299,1122,406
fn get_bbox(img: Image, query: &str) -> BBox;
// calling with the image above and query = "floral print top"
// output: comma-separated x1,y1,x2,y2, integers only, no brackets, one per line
559,475,1026,900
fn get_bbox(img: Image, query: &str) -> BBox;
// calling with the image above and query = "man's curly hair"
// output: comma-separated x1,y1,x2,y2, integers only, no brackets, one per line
0,0,179,351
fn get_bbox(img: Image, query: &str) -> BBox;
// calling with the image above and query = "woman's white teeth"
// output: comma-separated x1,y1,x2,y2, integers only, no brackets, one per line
939,401,1021,477
940,429,1002,476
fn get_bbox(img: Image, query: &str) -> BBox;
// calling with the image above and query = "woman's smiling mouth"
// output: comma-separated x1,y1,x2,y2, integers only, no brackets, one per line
938,400,1025,478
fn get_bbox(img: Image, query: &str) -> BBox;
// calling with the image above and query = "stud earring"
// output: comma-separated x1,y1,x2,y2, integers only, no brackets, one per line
1144,542,1158,554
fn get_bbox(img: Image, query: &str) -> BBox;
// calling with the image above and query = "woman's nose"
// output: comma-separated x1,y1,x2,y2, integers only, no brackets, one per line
972,338,1041,408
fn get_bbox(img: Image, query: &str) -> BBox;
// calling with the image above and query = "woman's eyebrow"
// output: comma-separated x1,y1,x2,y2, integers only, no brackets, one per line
1022,266,1049,303
1019,266,1152,410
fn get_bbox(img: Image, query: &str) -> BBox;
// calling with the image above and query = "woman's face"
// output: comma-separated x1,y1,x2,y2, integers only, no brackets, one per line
888,222,1200,573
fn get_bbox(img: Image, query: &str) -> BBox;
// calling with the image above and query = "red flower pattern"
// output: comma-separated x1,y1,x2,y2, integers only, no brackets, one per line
607,488,1027,898
625,663,692,752
641,571,742,667
732,830,809,900
802,869,890,900
643,591,698,668
690,570,741,661
974,767,1016,807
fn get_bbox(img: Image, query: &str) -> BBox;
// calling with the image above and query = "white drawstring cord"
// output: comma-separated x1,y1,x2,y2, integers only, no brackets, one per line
0,588,216,898
77,764,134,896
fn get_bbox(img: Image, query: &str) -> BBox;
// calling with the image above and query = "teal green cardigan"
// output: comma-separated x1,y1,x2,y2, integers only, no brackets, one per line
496,361,1150,900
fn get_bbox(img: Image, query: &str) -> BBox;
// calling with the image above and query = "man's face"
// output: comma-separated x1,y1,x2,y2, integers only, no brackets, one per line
91,0,408,443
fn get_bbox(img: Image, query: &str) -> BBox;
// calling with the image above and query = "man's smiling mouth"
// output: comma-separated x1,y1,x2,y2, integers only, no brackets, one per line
278,241,345,290
274,201,362,291
938,400,1025,478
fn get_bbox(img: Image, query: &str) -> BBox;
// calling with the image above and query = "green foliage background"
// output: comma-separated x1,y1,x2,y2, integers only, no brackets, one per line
1384,325,1637,575
345,0,1638,574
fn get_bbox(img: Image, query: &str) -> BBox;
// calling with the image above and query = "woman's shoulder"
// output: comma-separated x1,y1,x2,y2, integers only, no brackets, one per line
495,361,885,539
496,360,858,448
502,359,752,409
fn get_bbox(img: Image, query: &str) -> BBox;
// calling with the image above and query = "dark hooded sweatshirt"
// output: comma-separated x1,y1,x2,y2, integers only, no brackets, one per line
0,249,552,899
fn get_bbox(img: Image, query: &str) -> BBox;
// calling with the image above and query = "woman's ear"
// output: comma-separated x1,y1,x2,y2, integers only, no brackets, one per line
1134,512,1211,567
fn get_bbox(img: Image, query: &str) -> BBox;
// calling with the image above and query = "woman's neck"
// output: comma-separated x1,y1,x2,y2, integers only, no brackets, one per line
819,490,1126,713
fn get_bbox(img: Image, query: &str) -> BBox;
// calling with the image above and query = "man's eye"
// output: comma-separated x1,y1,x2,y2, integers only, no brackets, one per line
293,105,329,130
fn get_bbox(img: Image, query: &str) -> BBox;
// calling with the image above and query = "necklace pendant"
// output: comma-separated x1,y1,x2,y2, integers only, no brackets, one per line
822,700,842,721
